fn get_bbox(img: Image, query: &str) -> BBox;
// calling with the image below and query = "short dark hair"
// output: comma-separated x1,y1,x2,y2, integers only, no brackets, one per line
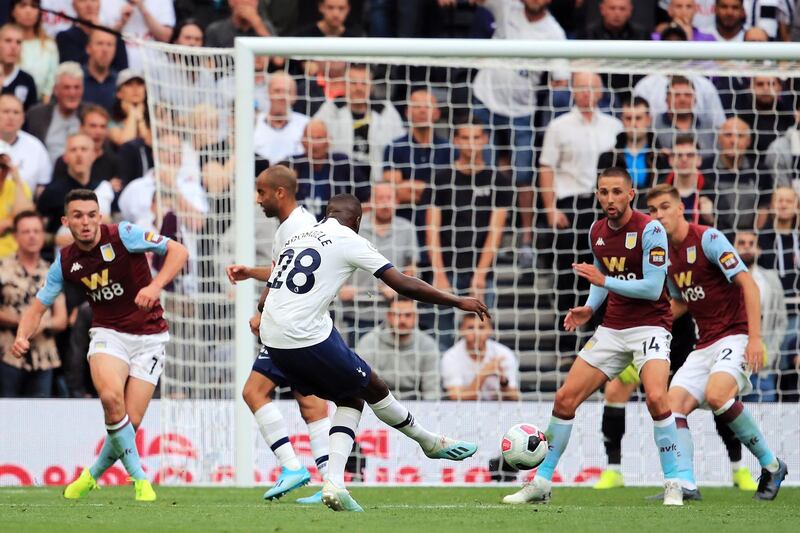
669,75,694,90
620,95,651,110
646,183,681,202
673,133,698,149
64,189,99,212
597,166,633,186
80,104,110,124
12,210,43,232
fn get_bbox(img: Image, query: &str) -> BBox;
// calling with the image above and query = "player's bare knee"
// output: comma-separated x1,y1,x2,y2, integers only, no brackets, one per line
242,383,271,412
98,389,125,419
644,390,669,415
128,413,143,429
553,388,577,418
705,388,733,412
298,398,328,423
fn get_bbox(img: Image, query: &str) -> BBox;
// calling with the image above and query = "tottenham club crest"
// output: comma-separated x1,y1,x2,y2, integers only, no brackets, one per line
687,246,697,264
625,232,638,250
100,243,115,262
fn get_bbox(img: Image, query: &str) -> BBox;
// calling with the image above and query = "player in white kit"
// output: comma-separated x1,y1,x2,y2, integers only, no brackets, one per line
261,193,488,512
226,166,331,503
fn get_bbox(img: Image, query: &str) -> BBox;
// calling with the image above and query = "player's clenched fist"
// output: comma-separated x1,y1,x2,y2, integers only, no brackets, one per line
249,313,261,337
11,336,29,358
564,306,593,332
135,283,161,310
457,297,490,322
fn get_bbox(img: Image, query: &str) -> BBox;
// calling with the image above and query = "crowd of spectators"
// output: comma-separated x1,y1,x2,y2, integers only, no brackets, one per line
0,0,798,402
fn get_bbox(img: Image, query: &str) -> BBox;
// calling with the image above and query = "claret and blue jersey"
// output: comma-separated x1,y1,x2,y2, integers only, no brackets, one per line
36,222,170,335
585,210,672,331
667,224,749,348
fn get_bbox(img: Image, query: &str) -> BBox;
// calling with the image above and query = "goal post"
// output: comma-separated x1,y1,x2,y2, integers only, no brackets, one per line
139,36,800,488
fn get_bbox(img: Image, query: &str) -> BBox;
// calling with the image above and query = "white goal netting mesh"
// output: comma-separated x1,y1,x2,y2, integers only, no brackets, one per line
140,41,800,486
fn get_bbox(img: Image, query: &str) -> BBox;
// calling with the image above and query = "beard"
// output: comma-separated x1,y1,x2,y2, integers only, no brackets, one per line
740,253,756,267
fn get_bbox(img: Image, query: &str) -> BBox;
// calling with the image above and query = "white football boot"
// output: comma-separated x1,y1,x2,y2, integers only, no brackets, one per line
663,480,684,506
501,476,552,504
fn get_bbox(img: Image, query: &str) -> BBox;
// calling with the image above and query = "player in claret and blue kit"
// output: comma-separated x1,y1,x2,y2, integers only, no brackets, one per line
260,193,488,512
646,184,787,501
11,189,189,502
503,167,686,506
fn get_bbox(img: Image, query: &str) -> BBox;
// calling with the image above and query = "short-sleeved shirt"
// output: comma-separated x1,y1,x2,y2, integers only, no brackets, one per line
82,67,118,113
441,339,519,401
0,178,32,258
432,167,513,270
383,132,452,222
1,67,38,111
0,255,60,371
37,223,170,335
539,108,623,199
8,131,52,191
253,112,308,165
261,218,393,349
286,153,369,220
667,224,748,348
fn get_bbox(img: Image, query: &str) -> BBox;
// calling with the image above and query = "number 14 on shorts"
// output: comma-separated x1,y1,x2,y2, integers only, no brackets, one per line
642,337,662,356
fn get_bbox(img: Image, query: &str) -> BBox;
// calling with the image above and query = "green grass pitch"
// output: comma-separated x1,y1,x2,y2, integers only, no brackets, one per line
2,486,798,533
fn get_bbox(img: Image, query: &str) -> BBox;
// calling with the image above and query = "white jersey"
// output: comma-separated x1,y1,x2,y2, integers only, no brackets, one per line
261,218,392,349
271,206,317,264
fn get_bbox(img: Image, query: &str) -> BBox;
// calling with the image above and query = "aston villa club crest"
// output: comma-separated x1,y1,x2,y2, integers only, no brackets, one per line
625,232,638,250
100,243,115,262
687,246,697,264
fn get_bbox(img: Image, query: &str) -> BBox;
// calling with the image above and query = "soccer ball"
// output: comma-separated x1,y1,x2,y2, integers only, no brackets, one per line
501,423,549,470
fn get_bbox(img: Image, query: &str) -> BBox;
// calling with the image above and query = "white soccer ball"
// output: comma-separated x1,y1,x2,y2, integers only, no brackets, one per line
501,423,549,470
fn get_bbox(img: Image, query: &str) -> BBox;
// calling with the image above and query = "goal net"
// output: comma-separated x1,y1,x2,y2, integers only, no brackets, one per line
140,38,800,487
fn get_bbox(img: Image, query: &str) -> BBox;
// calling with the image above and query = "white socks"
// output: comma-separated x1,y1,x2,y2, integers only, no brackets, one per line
327,406,362,488
307,417,331,477
369,393,437,451
254,403,302,470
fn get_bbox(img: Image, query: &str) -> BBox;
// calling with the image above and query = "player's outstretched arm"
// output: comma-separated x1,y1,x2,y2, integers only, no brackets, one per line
12,298,49,357
379,267,490,321
226,264,273,284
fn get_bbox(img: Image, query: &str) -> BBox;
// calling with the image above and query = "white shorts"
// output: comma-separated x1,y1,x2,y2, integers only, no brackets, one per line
88,327,169,386
671,334,752,406
578,325,672,380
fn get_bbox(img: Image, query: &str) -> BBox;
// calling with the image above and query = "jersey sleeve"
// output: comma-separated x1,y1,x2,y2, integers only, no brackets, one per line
666,277,683,300
585,257,609,311
345,234,393,277
701,228,748,282
118,221,170,256
36,253,64,306
585,222,609,311
603,220,668,301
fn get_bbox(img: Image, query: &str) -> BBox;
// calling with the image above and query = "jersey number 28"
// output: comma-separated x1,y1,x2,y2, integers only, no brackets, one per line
269,248,322,294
